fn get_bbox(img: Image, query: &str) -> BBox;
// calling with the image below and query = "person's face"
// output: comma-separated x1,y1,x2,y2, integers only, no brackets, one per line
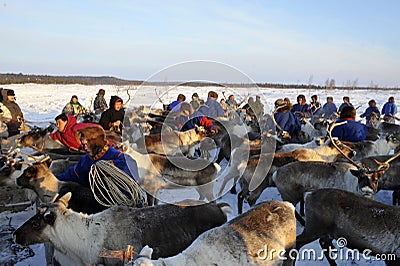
115,101,122,111
56,119,67,133
229,96,234,101
298,98,305,105
370,102,376,107
80,138,93,156
7,95,15,102
72,98,78,103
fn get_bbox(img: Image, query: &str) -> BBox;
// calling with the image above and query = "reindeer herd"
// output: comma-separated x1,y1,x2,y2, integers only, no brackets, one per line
0,102,400,265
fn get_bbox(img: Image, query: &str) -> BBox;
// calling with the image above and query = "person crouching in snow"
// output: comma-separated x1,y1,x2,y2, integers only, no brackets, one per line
49,113,100,151
99,96,124,133
56,126,146,207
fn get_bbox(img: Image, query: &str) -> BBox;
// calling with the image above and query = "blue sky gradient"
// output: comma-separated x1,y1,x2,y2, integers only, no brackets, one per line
1,0,399,86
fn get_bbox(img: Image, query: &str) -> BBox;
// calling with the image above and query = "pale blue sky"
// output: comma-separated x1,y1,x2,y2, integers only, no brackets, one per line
1,0,399,86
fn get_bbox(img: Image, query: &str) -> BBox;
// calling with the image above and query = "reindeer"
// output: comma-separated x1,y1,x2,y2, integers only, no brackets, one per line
244,122,398,219
296,188,400,265
123,142,221,205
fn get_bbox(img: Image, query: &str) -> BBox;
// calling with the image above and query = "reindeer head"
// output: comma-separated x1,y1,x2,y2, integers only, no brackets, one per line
13,193,71,246
16,157,52,189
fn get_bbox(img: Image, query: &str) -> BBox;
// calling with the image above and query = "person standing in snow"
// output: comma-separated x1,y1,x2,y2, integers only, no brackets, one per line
1,89,24,136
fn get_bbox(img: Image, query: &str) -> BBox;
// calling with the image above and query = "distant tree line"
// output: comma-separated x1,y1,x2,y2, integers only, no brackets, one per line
0,73,398,90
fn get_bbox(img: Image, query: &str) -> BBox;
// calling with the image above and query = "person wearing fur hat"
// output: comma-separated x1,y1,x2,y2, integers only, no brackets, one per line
62,95,86,116
273,98,301,142
1,89,24,136
49,113,100,150
93,89,108,114
99,96,124,133
56,126,146,207
330,106,367,142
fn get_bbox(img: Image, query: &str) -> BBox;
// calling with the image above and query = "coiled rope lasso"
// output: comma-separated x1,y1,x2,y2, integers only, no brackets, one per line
89,160,147,207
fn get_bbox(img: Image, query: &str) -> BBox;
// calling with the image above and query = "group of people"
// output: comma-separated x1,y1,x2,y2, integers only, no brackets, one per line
50,90,145,207
50,90,125,150
167,90,266,135
272,94,397,143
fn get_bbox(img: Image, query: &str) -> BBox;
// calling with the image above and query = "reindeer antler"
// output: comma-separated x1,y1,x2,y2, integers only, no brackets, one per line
124,87,132,106
327,121,361,169
373,151,400,171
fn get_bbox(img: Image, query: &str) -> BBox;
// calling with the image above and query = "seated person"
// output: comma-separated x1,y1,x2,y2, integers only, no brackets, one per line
291,94,310,119
381,96,397,123
322,96,337,118
338,96,353,113
49,113,99,151
99,96,124,133
62,95,86,116
178,102,215,134
274,99,301,142
57,126,146,207
330,106,367,142
226,95,238,109
308,95,323,117
168,94,186,111
199,91,225,119
360,99,380,126
93,89,108,114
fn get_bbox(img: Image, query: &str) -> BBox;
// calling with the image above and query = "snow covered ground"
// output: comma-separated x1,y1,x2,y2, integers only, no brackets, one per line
0,83,398,265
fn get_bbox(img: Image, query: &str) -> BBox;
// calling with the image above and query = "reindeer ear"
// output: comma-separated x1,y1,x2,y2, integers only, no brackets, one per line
350,169,361,178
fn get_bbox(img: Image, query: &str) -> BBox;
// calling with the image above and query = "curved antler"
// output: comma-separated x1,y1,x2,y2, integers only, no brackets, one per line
125,87,132,106
373,151,400,171
327,121,361,169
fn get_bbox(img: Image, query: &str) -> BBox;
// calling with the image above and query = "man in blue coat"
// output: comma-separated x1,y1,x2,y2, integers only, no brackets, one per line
199,91,225,118
168,94,186,111
360,99,380,126
291,94,310,119
381,96,397,123
57,126,146,207
330,106,367,142
274,99,301,142
322,96,337,118
338,96,353,113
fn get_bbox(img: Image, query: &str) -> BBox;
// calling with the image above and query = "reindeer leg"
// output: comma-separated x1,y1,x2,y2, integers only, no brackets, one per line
300,198,305,216
237,190,244,215
319,235,337,266
295,210,305,226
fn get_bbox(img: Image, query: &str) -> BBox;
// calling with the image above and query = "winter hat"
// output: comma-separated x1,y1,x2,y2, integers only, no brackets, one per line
274,99,286,108
109,96,123,109
76,126,107,150
7,90,15,96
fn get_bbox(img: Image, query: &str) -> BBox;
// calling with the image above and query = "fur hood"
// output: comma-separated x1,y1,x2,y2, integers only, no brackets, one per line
75,126,107,149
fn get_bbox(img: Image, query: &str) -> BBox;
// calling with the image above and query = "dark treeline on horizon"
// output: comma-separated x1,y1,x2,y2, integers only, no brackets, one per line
0,73,398,91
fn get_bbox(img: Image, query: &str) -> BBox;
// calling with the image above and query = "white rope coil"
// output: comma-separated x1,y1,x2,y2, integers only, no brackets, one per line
89,160,146,207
